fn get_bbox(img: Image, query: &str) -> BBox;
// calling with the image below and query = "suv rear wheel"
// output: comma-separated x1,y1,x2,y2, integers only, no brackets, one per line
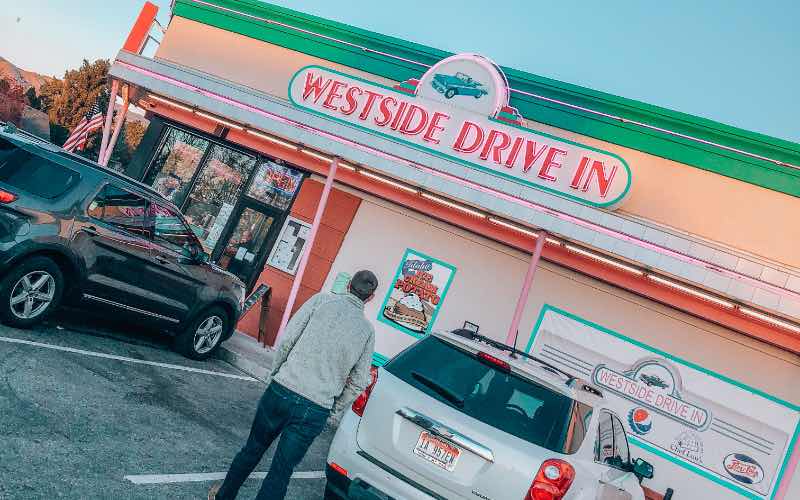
0,256,64,328
175,306,228,360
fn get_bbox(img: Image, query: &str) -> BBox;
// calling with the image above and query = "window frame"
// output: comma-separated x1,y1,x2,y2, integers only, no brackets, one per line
145,200,202,256
595,410,633,472
0,147,81,200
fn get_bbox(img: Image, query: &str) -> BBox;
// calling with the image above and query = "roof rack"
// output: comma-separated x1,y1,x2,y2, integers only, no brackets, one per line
451,329,576,385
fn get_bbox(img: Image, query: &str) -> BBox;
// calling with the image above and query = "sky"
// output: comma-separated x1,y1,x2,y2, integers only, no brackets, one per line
1,0,797,143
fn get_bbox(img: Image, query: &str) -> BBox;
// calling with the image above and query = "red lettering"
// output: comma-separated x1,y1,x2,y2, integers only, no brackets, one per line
522,141,548,173
399,105,429,136
423,112,449,144
582,161,618,198
322,81,346,110
538,147,566,181
452,121,484,154
479,130,512,164
570,157,591,189
504,137,524,168
374,96,397,126
390,102,409,130
302,72,332,103
339,86,363,115
358,90,383,121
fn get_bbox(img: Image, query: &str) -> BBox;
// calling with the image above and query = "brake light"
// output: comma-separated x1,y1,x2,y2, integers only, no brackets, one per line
351,366,378,417
525,459,575,500
329,462,348,477
0,189,17,204
477,351,511,372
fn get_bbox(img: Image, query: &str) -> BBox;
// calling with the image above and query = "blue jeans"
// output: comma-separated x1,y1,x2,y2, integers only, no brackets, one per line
217,382,330,500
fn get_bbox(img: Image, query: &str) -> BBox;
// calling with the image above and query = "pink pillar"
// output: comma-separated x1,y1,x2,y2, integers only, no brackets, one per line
506,230,547,346
101,90,130,166
775,438,800,500
98,79,119,163
274,158,339,346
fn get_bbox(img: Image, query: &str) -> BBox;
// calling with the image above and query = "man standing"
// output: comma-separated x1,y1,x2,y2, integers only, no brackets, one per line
210,270,379,500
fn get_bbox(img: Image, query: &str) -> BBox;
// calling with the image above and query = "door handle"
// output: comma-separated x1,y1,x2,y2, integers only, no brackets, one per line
83,226,99,237
154,255,170,265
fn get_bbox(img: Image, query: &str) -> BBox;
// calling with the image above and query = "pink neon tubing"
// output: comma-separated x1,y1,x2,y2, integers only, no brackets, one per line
114,60,800,308
185,0,799,171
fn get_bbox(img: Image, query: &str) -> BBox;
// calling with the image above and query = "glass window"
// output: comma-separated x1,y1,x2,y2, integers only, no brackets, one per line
385,336,591,453
87,185,147,235
181,145,257,251
612,415,631,465
144,128,210,206
146,203,196,254
216,208,275,283
246,160,303,210
596,411,630,469
0,149,80,199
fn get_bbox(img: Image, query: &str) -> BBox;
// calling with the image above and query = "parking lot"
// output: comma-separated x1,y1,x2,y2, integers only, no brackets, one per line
0,309,333,499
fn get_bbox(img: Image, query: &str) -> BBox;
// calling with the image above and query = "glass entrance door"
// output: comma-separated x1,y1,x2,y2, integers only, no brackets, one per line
213,204,280,286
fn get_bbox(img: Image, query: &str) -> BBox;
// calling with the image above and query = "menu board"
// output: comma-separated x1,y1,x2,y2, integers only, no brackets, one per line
267,217,311,275
378,248,456,337
527,305,800,500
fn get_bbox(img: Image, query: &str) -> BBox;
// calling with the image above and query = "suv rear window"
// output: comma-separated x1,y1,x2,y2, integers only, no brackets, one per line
0,141,80,199
385,336,592,454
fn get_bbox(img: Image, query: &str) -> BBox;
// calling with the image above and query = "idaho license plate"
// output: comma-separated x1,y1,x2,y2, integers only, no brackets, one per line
413,431,461,472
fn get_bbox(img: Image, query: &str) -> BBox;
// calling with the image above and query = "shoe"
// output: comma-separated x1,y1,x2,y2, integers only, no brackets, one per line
208,482,221,500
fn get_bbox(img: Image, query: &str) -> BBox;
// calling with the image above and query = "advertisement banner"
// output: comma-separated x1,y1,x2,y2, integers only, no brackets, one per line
378,248,456,338
527,305,800,500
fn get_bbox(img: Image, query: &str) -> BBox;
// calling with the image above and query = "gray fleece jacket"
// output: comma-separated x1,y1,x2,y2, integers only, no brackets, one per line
270,292,375,423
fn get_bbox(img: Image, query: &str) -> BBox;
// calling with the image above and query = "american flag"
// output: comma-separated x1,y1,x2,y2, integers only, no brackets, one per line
63,93,106,153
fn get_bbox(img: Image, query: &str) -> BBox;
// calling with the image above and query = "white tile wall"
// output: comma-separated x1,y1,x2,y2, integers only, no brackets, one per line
735,259,765,279
761,268,789,288
727,280,756,302
787,275,800,294
752,289,781,310
780,297,800,319
710,250,740,271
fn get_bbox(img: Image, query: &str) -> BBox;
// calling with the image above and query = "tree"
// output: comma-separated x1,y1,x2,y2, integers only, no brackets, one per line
124,120,147,152
25,87,42,110
0,74,25,125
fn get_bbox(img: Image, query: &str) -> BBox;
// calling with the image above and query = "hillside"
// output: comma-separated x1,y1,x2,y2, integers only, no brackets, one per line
0,56,52,92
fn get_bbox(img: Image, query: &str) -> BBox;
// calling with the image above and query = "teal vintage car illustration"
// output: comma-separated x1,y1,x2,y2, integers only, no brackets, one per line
431,72,488,99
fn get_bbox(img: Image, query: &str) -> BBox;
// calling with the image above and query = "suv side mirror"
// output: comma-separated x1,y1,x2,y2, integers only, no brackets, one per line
632,457,654,482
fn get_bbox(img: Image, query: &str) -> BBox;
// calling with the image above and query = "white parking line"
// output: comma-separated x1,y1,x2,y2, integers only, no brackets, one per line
0,335,257,382
124,470,326,484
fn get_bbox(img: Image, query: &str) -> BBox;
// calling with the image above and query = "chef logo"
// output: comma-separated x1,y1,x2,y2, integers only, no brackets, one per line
670,431,704,464
628,407,653,435
723,453,764,485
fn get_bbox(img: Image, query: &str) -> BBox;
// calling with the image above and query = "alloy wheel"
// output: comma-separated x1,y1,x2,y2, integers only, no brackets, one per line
193,315,224,354
9,271,56,320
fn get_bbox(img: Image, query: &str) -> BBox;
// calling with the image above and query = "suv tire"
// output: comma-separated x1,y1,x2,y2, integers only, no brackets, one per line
175,306,229,360
0,256,64,328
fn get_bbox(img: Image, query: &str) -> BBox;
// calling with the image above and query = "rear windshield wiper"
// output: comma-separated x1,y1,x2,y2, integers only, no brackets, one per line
411,371,465,408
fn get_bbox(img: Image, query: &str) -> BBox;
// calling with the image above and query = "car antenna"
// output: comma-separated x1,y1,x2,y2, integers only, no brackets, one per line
510,328,521,359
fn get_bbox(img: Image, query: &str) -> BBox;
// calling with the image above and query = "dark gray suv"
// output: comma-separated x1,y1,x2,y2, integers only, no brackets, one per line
0,124,246,360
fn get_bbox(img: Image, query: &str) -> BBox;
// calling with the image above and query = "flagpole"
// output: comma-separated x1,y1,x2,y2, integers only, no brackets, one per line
98,80,119,162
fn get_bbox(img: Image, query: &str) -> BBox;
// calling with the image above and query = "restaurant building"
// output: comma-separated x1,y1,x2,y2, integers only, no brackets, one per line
103,2,800,498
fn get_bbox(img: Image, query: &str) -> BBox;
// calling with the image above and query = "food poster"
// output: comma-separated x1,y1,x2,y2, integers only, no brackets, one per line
378,248,456,338
526,305,800,500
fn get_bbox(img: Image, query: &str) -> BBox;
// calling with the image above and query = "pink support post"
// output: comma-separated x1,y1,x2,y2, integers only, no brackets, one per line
101,86,130,166
775,438,800,500
274,158,339,346
98,79,119,163
506,231,547,346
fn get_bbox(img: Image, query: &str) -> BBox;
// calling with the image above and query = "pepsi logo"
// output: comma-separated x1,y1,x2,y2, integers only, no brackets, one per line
723,454,764,485
628,407,653,435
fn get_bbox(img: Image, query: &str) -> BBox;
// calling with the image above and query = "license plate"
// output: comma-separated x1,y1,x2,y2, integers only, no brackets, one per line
413,431,461,472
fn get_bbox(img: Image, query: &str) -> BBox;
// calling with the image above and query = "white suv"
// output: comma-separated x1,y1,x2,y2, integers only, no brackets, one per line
326,330,655,500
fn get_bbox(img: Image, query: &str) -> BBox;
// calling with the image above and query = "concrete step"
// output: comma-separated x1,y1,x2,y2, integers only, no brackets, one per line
218,331,275,382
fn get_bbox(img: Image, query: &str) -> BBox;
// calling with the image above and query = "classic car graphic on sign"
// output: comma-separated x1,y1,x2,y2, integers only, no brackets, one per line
431,72,488,99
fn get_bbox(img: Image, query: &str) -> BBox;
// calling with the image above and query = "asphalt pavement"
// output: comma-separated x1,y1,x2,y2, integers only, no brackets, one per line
0,309,334,499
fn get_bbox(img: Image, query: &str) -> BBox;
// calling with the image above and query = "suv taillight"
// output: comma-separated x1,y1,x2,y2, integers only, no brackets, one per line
0,189,17,204
352,366,378,417
525,459,575,500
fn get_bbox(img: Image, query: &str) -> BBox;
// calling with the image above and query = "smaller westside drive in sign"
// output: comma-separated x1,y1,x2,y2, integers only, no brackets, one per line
380,249,455,335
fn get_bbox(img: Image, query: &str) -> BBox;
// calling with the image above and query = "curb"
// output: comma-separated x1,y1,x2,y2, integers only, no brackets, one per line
218,332,274,383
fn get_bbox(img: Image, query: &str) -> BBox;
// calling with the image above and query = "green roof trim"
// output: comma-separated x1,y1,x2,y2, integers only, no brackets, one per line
172,0,800,198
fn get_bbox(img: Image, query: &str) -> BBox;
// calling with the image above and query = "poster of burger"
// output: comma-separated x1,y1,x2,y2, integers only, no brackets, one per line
379,248,456,337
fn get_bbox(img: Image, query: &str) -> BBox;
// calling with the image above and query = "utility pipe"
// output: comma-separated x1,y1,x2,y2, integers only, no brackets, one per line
97,79,119,163
101,84,130,166
273,157,339,346
506,230,546,347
